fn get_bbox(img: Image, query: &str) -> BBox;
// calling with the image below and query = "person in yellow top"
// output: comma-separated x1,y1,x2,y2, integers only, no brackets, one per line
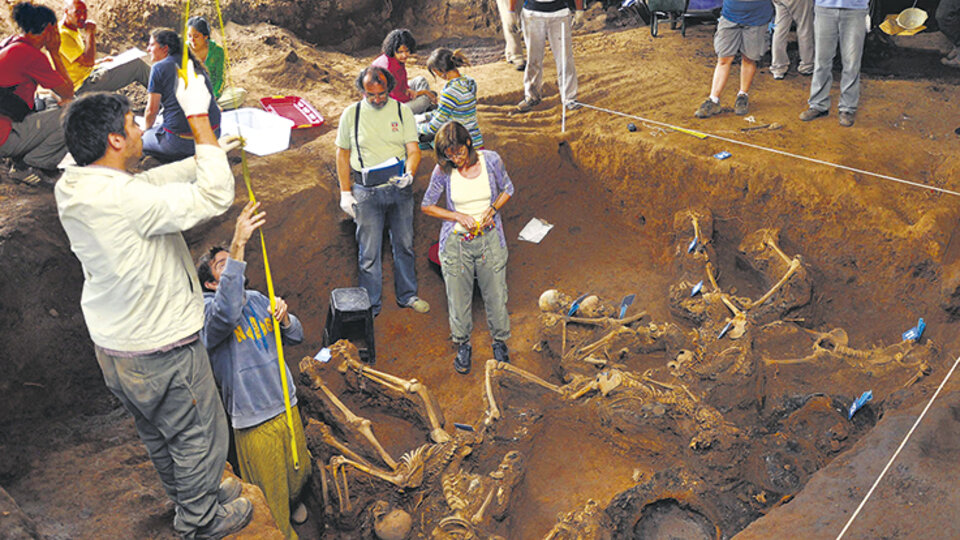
57,0,149,93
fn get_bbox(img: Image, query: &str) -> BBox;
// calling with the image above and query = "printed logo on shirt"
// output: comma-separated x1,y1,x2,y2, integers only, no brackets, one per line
391,121,400,132
232,315,276,350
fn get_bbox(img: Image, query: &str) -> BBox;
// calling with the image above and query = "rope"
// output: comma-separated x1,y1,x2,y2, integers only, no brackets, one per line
572,101,960,198
835,352,960,539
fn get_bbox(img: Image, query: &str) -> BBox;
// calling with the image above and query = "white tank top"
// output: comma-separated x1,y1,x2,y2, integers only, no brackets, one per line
450,153,492,233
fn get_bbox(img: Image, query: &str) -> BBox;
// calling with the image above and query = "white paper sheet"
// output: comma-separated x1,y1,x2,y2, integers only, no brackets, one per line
99,48,147,70
518,217,554,244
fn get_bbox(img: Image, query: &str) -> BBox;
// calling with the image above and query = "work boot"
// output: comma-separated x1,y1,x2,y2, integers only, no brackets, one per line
799,108,828,122
838,111,856,127
217,477,241,504
196,498,253,540
492,341,510,364
454,342,472,375
734,93,749,115
694,98,720,118
515,97,540,113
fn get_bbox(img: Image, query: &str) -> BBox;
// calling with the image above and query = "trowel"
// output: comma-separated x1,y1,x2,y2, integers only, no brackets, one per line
568,294,590,317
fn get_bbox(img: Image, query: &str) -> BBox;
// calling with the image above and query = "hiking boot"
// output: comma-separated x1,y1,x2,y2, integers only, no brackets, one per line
694,98,720,118
515,97,540,113
291,502,308,525
400,296,430,313
838,111,856,127
799,108,828,122
492,341,510,364
217,477,241,504
454,342,472,375
196,498,253,540
734,93,749,116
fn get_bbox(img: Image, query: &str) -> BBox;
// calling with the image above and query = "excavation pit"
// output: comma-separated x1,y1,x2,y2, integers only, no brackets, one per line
3,5,960,539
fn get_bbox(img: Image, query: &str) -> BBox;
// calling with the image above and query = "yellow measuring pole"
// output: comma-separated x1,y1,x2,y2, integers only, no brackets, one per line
179,0,301,470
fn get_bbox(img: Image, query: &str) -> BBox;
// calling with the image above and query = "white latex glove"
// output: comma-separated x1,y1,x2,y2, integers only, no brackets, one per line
175,61,211,118
389,172,413,189
507,12,521,35
218,134,243,152
572,10,586,29
340,191,357,219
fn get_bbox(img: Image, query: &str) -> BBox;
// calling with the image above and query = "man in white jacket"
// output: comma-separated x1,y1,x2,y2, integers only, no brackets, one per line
55,67,247,540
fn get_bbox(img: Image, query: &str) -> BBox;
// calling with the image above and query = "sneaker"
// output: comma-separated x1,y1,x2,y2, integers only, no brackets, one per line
196,497,253,540
8,164,44,187
516,97,540,113
799,108,828,122
734,93,749,116
513,60,527,71
217,477,241,504
565,101,582,111
694,98,720,119
454,342,472,375
771,72,786,80
401,296,430,313
291,502,308,525
798,69,813,76
492,341,510,364
838,111,856,127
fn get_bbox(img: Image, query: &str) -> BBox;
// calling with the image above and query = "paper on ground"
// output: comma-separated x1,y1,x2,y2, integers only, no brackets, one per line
99,48,147,70
518,217,554,244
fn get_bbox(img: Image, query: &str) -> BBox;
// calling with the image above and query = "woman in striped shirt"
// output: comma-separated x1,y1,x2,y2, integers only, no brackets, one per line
418,48,484,149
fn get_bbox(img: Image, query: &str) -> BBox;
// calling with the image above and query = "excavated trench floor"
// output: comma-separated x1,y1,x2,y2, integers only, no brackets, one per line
3,12,960,540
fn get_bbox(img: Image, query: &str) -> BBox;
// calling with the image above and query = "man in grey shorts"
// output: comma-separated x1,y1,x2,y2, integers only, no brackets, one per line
695,0,774,118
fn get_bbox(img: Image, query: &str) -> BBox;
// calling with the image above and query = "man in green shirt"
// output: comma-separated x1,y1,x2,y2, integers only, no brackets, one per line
335,66,428,316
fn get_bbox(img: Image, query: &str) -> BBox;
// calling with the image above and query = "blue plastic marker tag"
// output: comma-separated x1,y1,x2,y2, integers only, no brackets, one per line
713,151,732,160
454,423,475,432
717,321,732,339
691,280,703,297
687,237,698,253
848,390,873,419
902,318,925,342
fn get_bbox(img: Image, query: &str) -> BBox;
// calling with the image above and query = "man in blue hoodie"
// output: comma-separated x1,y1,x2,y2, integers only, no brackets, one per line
197,201,311,540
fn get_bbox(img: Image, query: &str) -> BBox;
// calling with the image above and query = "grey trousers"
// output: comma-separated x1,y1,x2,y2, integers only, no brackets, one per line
522,9,578,104
0,108,67,169
96,339,229,539
808,6,867,114
938,0,960,46
496,0,525,64
771,0,815,76
77,58,151,94
408,76,433,115
440,232,510,344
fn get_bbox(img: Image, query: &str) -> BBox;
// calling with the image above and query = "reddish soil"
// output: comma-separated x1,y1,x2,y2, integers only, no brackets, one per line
3,1,960,539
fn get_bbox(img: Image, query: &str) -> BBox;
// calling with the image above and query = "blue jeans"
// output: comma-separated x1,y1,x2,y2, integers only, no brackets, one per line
808,6,867,114
352,183,418,314
95,340,229,538
142,126,221,163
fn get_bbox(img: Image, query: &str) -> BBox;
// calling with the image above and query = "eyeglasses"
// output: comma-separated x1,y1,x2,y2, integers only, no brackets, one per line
444,146,468,161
